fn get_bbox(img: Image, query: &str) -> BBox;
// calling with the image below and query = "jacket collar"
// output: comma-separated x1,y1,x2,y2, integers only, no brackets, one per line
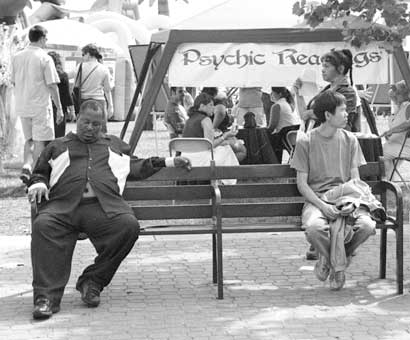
63,131,111,143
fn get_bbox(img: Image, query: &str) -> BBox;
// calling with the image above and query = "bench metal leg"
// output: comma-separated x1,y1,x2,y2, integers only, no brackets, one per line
212,234,217,284
395,228,404,294
379,228,387,279
216,230,223,299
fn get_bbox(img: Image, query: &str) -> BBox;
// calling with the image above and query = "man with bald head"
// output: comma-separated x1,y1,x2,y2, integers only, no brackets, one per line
27,100,191,319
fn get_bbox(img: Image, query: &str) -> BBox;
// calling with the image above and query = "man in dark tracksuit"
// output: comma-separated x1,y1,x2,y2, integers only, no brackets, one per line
27,100,191,319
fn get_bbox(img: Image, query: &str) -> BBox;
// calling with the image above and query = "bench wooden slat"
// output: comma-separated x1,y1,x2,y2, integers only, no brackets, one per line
131,167,213,182
220,183,301,198
358,162,382,177
124,185,213,200
132,204,213,220
221,202,304,217
140,224,215,235
215,165,295,179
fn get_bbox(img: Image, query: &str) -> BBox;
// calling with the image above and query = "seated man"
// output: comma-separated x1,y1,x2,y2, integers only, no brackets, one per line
28,100,191,320
290,91,375,290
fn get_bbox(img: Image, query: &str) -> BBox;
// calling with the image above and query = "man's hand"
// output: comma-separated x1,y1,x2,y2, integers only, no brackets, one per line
380,130,392,139
28,186,49,204
67,105,76,122
107,105,114,120
55,108,64,125
358,88,374,101
224,130,238,139
319,202,340,220
173,156,191,171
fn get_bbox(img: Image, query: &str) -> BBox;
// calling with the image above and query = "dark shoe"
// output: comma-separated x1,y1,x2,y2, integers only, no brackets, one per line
33,297,60,320
19,167,31,186
330,270,346,291
314,254,330,281
79,280,101,307
306,245,318,260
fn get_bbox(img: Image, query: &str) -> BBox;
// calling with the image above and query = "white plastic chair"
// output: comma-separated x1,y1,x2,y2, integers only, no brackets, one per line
169,137,215,166
389,130,410,189
284,130,298,163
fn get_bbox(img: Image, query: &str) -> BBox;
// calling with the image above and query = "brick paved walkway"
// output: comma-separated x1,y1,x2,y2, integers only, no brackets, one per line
0,231,409,340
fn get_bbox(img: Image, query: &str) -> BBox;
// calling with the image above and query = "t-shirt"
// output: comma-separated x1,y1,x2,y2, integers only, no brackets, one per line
290,128,366,193
11,45,60,118
78,61,111,101
238,87,263,108
274,98,300,132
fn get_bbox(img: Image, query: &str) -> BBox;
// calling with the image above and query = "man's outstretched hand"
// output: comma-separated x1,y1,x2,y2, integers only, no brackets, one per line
173,156,192,171
28,185,49,204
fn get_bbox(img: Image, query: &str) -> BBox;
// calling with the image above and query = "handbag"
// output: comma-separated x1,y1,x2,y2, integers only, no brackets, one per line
72,63,82,115
71,63,98,115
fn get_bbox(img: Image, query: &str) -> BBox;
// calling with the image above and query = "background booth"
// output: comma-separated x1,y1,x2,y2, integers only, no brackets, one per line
122,0,410,154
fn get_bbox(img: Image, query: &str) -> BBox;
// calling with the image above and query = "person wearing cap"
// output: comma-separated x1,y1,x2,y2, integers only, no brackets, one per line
74,43,113,131
380,80,410,179
27,100,191,319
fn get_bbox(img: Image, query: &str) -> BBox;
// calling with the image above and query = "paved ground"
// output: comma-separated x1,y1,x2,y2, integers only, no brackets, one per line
0,229,409,340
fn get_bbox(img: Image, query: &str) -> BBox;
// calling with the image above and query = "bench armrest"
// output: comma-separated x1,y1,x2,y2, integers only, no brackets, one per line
211,182,222,230
374,180,403,230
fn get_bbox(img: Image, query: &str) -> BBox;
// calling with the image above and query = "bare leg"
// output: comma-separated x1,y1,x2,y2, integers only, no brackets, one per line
32,140,47,167
23,138,33,169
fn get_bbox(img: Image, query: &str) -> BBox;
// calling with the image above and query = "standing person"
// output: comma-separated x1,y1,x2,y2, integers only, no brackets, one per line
294,49,358,132
27,100,191,319
290,91,376,291
232,87,266,127
163,87,188,139
48,51,75,137
11,25,63,184
75,43,113,132
267,87,300,163
380,80,410,179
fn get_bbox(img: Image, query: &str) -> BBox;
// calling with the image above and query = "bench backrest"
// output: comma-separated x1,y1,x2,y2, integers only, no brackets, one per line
123,161,385,221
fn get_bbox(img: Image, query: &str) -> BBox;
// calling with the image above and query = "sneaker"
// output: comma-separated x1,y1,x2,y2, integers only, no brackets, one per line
79,280,101,307
306,245,318,260
32,297,60,320
19,167,31,186
314,254,330,281
330,270,346,291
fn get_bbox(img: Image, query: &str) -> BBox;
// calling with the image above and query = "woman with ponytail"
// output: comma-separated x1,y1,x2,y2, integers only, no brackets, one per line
294,48,360,132
267,86,300,162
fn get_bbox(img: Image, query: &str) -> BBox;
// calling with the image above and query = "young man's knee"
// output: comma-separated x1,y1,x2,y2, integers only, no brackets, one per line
355,215,376,236
304,221,328,240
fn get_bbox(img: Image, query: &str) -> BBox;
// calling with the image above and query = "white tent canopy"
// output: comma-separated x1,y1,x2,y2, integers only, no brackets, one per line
27,19,123,54
171,0,303,30
165,0,388,87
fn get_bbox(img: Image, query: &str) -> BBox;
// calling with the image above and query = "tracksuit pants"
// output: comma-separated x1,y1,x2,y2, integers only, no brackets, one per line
31,198,140,305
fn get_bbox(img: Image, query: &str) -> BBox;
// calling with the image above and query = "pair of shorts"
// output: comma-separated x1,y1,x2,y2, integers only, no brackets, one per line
20,109,54,141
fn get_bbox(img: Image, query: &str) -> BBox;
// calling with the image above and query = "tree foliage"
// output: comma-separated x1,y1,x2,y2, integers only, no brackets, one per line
293,0,410,49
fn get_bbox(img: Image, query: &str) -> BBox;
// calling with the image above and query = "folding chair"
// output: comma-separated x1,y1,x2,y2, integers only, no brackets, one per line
169,137,214,163
283,129,298,163
389,130,410,189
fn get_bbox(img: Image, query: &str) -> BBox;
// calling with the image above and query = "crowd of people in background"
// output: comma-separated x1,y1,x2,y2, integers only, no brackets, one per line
10,25,113,184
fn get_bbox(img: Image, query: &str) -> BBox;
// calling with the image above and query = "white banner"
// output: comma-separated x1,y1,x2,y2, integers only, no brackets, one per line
168,42,389,87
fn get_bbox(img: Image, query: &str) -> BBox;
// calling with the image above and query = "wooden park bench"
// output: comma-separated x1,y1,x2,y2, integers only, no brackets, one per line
124,158,404,299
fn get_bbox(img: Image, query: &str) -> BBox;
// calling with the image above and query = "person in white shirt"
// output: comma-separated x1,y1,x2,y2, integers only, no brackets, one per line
11,25,63,185
75,43,113,132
